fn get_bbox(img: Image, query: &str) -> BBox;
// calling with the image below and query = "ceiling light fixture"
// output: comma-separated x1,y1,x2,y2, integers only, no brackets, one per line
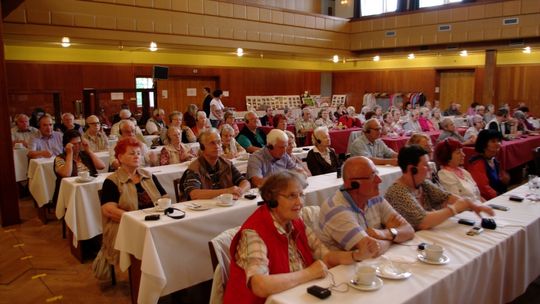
61,37,70,48
373,55,380,62
149,42,158,52
236,48,244,57
408,53,415,60
523,46,531,54
332,55,339,63
340,0,348,4
460,50,468,57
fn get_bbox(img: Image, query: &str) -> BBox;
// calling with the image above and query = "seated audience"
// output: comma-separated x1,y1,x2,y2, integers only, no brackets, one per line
466,102,479,116
443,103,462,116
284,131,311,177
184,104,198,128
418,107,436,131
406,133,438,185
513,110,537,133
145,108,166,135
110,109,145,143
403,109,422,132
160,111,196,145
83,115,109,152
159,127,195,165
317,156,414,254
259,106,274,127
437,117,475,145
54,112,83,134
237,111,266,153
464,115,484,141
385,145,493,230
28,114,63,158
97,107,112,128
11,113,39,148
218,111,240,137
224,171,360,303
430,108,442,130
338,106,362,128
485,108,510,135
53,129,105,206
381,112,398,136
306,127,338,176
272,114,288,131
110,120,152,170
247,129,305,188
100,137,168,265
30,108,46,128
466,129,509,200
221,124,246,159
434,139,484,202
314,108,335,129
181,129,249,200
349,118,398,166
296,108,316,146
191,111,212,138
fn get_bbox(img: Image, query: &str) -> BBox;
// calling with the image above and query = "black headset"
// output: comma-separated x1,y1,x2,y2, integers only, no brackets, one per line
340,181,360,191
267,199,278,208
164,207,185,219
199,143,205,151
267,144,274,150
411,166,418,175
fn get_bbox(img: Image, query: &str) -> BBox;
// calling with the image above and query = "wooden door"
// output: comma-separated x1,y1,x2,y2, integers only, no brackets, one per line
439,71,475,111
156,77,218,116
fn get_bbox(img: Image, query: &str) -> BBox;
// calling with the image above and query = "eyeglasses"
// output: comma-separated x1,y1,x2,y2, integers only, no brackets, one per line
349,171,380,182
278,192,305,201
370,127,382,131
88,122,100,125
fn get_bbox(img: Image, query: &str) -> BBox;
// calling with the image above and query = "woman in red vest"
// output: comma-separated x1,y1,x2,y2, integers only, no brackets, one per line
224,171,361,304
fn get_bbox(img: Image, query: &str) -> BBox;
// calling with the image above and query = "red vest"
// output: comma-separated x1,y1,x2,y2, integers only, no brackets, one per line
223,205,314,304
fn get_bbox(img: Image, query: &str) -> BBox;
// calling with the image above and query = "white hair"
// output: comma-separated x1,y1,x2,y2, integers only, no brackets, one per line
119,109,132,119
266,129,288,146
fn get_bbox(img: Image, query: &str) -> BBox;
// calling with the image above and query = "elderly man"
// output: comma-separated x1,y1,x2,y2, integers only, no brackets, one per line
486,108,510,135
317,156,414,259
28,114,63,158
437,117,476,145
247,129,305,188
110,109,145,142
464,115,484,141
109,120,152,170
11,113,39,148
237,111,266,153
181,129,250,201
145,108,165,135
295,108,316,146
83,115,109,152
54,113,83,134
349,118,398,166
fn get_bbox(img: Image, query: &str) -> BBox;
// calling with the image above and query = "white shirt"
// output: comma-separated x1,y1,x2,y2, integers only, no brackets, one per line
209,98,224,120
438,167,483,202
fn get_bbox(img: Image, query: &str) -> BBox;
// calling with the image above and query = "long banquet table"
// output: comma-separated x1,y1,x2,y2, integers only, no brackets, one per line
267,184,540,304
113,167,402,303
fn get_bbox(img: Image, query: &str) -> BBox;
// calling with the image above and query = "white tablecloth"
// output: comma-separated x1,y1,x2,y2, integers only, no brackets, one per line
28,151,110,207
13,147,29,182
267,185,540,304
113,167,402,303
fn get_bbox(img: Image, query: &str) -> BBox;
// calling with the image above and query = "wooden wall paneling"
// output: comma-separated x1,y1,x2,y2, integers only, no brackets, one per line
483,50,497,106
439,71,475,111
473,67,485,105
496,65,540,116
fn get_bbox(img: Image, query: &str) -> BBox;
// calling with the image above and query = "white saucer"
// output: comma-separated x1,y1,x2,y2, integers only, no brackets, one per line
75,177,95,183
348,277,383,291
417,253,450,265
376,265,412,280
216,201,235,207
293,148,303,153
186,204,211,211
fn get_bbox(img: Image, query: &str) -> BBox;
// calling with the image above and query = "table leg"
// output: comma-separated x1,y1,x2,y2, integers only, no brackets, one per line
67,227,83,263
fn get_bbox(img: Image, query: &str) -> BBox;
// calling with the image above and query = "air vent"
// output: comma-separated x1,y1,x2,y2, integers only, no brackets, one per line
503,18,519,25
385,31,396,37
438,24,452,32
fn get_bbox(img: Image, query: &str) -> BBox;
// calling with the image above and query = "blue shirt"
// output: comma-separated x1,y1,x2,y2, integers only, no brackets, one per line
29,131,63,156
246,147,299,180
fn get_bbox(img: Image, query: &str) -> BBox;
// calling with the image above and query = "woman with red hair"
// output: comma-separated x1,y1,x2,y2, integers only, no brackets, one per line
98,137,167,267
434,138,484,202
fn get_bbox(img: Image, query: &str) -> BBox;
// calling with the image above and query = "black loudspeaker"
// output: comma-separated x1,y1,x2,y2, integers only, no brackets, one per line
199,143,206,151
411,166,418,175
267,144,274,150
153,65,169,79
268,199,278,208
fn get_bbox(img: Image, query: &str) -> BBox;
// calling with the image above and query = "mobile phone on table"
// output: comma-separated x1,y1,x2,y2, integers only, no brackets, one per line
307,285,331,299
509,195,524,202
466,226,483,236
458,219,475,226
488,204,509,211
144,214,160,221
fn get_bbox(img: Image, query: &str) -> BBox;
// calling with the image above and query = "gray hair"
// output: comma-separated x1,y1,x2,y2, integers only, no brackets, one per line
118,119,135,134
168,111,182,122
440,117,454,129
220,124,235,135
86,115,99,124
196,111,207,120
259,171,307,203
266,129,288,146
199,128,220,146
62,112,75,120
312,126,329,144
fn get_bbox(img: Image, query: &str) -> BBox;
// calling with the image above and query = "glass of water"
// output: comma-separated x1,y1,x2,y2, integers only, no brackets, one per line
528,175,539,192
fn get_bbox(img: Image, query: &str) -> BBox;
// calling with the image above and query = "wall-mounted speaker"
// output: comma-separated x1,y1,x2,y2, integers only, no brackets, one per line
153,66,169,80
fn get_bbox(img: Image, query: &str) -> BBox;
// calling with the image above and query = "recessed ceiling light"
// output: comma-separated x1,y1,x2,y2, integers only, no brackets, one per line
460,50,468,57
408,53,415,60
61,37,70,48
149,42,158,52
332,55,339,63
523,46,531,54
373,55,380,62
236,48,244,57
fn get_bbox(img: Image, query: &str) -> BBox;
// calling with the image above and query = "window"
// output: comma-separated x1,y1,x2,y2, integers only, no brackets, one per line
135,77,154,107
419,0,462,8
360,0,398,16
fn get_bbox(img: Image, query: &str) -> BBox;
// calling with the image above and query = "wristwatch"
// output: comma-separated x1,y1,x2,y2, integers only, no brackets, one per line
388,228,398,241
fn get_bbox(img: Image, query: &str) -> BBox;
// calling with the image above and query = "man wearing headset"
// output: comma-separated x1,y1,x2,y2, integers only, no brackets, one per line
349,118,398,166
317,156,414,258
181,129,250,201
237,111,266,153
247,129,306,188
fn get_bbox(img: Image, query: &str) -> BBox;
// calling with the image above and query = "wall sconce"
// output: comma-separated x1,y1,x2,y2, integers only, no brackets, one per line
61,37,70,48
149,42,158,52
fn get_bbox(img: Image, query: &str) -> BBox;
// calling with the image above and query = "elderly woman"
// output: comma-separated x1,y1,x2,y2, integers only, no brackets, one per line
191,111,211,138
100,137,167,265
315,108,335,129
464,114,485,141
53,129,106,205
382,112,399,136
437,117,475,145
434,138,484,202
430,108,442,130
218,111,240,136
418,107,436,131
406,133,439,185
83,115,109,152
160,111,197,145
284,130,311,177
160,127,195,165
466,129,509,200
224,171,360,303
385,145,493,230
184,104,198,128
221,124,246,159
272,114,288,131
306,127,338,176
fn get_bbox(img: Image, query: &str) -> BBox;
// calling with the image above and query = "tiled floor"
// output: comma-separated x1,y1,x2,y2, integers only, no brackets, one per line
1,195,539,304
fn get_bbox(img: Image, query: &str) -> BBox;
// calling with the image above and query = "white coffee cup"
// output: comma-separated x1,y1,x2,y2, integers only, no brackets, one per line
218,193,234,206
156,197,172,210
14,143,24,149
355,265,376,286
424,244,444,261
78,171,90,179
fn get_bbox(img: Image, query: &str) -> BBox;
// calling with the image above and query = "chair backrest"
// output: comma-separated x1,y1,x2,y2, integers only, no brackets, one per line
208,226,240,304
173,170,189,202
301,205,320,232
173,177,181,203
